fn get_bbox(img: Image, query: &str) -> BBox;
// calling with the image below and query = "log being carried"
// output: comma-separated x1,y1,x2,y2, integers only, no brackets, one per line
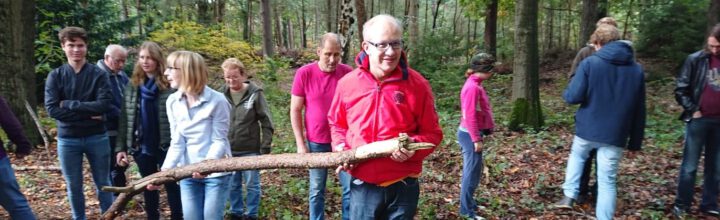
100,133,434,220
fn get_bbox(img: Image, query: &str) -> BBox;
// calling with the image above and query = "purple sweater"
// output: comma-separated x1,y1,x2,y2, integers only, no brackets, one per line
0,96,32,159
459,74,495,142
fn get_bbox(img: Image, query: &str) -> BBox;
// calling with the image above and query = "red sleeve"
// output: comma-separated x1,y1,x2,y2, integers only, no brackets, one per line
408,81,443,162
291,67,306,97
328,82,348,152
461,84,483,142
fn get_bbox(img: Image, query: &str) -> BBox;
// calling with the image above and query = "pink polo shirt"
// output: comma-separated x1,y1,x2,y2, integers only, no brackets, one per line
292,62,353,143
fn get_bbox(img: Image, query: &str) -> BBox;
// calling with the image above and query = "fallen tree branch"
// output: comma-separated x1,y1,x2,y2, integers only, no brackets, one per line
11,165,61,171
101,134,434,219
24,100,51,159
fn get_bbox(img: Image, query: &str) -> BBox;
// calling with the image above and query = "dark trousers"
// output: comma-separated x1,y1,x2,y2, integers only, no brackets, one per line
108,135,127,190
135,152,183,220
579,149,597,198
350,177,420,219
674,118,720,211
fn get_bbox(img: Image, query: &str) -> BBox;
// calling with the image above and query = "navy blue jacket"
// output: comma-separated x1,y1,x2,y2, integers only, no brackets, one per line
44,63,113,138
563,41,646,150
0,96,32,159
96,59,129,133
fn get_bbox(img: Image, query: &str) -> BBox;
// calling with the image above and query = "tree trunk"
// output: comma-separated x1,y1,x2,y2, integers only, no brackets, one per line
484,0,498,57
214,0,225,23
326,0,333,32
338,0,355,63
301,0,307,48
273,4,283,50
136,0,143,36
356,0,368,42
261,0,274,56
0,0,38,143
544,2,554,52
709,0,720,33
407,0,419,59
287,20,294,49
452,0,458,35
509,0,543,131
622,0,634,39
243,0,253,43
431,0,442,31
579,0,598,48
196,0,211,25
121,0,130,37
101,137,433,219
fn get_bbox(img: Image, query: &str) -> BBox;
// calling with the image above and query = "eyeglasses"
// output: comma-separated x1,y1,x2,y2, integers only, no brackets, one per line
366,40,403,51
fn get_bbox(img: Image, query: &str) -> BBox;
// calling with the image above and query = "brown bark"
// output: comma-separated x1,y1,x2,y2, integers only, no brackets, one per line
301,0,308,48
326,0,332,32
101,136,433,219
0,0,38,143
431,0,442,31
356,0,367,42
484,0,498,57
579,0,598,48
709,0,720,33
261,0,274,56
407,0,419,58
509,0,543,131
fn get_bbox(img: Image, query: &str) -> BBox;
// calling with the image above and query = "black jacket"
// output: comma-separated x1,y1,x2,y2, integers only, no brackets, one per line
675,50,710,122
44,63,112,137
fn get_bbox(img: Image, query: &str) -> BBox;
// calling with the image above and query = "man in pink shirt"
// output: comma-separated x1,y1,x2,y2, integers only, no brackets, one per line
290,33,353,220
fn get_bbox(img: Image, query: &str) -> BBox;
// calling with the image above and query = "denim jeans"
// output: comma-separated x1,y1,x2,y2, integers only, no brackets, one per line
179,175,230,220
135,152,183,220
562,136,623,220
229,152,261,218
0,157,36,220
308,142,331,220
349,177,420,219
338,170,352,220
57,133,114,220
674,117,720,211
457,130,483,218
108,135,127,192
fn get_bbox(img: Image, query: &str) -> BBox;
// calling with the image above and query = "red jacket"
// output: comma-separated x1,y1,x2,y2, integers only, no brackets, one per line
328,51,443,184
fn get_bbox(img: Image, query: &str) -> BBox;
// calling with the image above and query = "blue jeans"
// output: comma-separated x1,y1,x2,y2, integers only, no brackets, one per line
349,177,420,219
179,175,230,220
57,133,114,220
229,152,261,218
134,152,183,220
562,136,623,220
338,170,351,220
0,157,36,220
457,130,483,218
308,142,330,220
674,118,720,211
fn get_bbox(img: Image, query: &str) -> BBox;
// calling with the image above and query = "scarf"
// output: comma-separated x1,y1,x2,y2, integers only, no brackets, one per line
139,78,159,155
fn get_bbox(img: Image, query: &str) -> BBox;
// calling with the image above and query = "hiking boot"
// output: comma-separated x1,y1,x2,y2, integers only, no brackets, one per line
672,206,687,220
552,196,575,209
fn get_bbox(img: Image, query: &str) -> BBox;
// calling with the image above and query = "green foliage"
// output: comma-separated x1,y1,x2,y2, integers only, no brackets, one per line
635,0,708,62
410,29,466,74
149,21,261,69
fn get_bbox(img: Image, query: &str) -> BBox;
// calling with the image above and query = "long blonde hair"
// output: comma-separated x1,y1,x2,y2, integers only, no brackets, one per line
167,51,208,95
131,41,170,90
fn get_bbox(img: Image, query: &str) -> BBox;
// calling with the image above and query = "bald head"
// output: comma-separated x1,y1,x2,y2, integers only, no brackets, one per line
362,14,403,41
318,33,342,50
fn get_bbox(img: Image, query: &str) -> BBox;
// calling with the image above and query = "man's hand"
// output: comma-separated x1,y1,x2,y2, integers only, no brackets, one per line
146,184,161,191
390,147,415,162
192,172,207,179
693,111,703,119
296,142,309,154
116,152,129,167
335,162,356,174
474,142,483,152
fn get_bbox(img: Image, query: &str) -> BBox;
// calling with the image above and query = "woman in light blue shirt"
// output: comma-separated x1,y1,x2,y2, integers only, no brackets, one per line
159,50,232,220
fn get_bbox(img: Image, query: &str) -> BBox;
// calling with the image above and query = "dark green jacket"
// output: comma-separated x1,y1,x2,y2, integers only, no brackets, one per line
222,82,274,154
115,82,174,154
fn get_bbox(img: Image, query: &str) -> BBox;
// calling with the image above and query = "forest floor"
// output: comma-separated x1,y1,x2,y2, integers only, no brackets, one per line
1,55,714,219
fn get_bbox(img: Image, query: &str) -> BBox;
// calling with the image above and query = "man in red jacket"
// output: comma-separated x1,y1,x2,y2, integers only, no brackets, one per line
328,14,443,219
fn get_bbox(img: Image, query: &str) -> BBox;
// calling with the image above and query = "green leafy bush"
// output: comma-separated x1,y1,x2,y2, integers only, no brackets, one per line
635,0,707,62
149,21,261,70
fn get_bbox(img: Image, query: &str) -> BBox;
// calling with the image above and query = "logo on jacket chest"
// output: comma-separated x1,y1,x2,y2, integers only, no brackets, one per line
393,91,406,104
